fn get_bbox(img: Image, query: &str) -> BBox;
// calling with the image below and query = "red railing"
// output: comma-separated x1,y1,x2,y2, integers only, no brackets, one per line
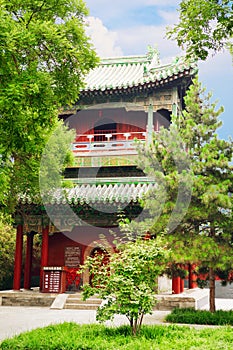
72,131,146,153
76,131,146,142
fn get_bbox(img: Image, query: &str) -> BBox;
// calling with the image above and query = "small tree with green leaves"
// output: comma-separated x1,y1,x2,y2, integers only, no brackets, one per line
134,77,232,312
81,238,169,336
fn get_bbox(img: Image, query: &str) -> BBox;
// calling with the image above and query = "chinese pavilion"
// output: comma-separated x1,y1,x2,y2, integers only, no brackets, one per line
13,48,197,294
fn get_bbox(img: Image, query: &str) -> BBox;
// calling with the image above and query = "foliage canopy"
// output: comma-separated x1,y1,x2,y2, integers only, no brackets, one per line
168,0,233,60
0,0,98,213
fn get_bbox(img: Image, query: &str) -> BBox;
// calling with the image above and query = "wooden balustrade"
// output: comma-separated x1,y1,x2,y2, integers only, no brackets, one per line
73,131,146,154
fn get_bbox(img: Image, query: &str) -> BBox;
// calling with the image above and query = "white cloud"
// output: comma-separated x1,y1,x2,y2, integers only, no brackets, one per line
157,10,179,24
85,0,180,28
86,10,181,60
86,17,123,57
86,19,181,60
116,24,181,59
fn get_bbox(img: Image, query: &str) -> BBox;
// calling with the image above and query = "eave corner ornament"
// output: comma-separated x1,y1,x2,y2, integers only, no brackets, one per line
147,45,160,68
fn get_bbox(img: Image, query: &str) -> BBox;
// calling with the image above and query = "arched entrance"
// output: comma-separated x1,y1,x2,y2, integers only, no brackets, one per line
94,118,117,141
82,241,114,285
89,247,110,286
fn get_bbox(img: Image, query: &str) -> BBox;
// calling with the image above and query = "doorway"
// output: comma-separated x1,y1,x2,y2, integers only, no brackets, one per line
89,247,110,286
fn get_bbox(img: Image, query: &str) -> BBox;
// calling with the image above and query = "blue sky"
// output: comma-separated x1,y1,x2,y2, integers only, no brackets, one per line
84,0,233,140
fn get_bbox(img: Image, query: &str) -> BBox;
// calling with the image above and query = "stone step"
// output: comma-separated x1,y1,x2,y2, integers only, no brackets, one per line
66,293,99,299
1,295,55,307
153,289,209,311
63,293,102,310
64,303,100,310
65,293,83,299
66,298,101,305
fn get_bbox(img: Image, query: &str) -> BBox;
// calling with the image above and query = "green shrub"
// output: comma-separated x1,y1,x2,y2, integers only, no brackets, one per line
165,308,233,325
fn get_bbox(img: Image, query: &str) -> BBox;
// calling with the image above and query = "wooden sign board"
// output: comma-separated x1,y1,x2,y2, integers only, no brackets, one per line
65,246,81,268
43,270,61,293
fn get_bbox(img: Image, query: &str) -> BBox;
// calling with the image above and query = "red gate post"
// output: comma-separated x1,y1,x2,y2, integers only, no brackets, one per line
172,277,181,294
13,224,23,290
23,232,34,290
179,264,185,293
40,226,49,291
180,277,184,293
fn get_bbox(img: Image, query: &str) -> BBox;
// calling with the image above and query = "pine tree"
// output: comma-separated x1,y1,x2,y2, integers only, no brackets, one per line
136,77,233,312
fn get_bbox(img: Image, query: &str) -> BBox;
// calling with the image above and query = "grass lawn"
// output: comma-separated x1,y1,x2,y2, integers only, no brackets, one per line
0,322,233,350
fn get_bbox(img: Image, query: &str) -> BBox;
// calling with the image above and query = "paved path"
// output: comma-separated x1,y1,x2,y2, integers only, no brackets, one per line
0,299,232,342
0,307,170,342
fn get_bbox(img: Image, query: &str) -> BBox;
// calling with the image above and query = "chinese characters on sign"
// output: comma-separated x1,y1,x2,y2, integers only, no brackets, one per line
43,270,61,293
42,267,66,293
65,246,81,268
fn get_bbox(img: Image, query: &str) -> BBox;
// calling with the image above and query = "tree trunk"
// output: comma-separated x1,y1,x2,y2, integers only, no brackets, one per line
132,319,138,336
130,318,133,329
209,267,216,312
139,313,144,329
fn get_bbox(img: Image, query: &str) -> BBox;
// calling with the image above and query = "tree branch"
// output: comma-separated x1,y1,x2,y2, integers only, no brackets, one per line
26,0,47,28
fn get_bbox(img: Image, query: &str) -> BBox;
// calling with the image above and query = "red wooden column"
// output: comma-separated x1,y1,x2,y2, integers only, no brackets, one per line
172,277,181,294
179,264,185,293
189,263,197,289
180,278,184,293
13,224,23,290
23,232,34,290
40,226,49,291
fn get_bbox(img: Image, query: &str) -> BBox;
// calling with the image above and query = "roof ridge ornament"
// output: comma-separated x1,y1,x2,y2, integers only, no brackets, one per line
147,45,160,70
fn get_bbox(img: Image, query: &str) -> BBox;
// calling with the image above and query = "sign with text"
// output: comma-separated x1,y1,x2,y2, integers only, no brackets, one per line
42,267,67,293
65,246,81,268
43,270,61,293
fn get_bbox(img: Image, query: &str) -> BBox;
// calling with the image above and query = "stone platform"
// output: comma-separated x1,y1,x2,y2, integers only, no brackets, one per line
0,289,56,307
0,288,209,310
155,288,209,310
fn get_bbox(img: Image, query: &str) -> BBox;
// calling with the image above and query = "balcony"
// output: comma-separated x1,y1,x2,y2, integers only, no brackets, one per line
72,131,146,157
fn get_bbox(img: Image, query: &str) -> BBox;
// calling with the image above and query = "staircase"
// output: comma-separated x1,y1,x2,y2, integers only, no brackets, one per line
0,290,55,307
64,293,102,310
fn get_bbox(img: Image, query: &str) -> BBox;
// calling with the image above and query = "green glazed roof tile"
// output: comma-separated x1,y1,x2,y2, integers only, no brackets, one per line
83,50,196,93
20,183,157,205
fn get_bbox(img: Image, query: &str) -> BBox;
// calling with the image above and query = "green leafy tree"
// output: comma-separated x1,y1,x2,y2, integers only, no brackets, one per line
0,0,98,213
39,122,76,197
135,77,232,312
0,215,15,289
81,238,169,335
168,0,233,60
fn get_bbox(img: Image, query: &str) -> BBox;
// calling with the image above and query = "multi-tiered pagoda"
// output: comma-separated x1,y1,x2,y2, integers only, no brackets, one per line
13,48,197,293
